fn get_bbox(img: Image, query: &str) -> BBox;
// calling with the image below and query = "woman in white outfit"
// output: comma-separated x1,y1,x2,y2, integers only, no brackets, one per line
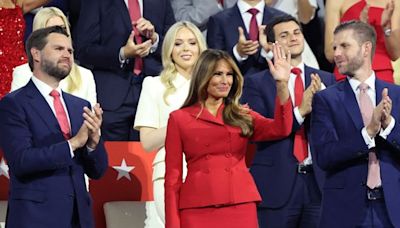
134,21,207,227
11,7,97,107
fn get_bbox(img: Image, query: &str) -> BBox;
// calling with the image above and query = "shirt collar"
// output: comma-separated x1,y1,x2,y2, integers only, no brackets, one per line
237,0,265,15
348,72,376,93
31,75,63,98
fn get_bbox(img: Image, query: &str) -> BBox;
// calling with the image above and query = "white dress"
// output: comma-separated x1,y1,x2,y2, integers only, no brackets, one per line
134,73,189,228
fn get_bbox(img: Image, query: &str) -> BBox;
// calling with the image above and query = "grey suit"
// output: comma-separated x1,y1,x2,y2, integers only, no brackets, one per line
171,0,237,31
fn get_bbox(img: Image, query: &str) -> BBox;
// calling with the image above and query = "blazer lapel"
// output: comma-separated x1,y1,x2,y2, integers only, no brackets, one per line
188,104,225,126
117,0,133,33
63,93,83,137
304,65,312,88
375,79,384,105
341,80,364,130
25,81,62,136
230,5,248,40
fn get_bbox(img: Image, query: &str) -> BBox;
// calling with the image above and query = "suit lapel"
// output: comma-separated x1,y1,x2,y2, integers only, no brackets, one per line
188,104,225,126
304,65,312,88
375,79,384,105
341,80,364,129
230,5,248,40
117,0,133,33
25,81,62,136
63,93,82,137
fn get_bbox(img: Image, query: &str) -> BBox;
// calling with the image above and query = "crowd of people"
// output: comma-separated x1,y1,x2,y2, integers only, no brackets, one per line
1,0,400,227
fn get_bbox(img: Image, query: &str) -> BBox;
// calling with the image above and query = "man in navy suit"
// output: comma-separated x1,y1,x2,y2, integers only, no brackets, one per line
74,0,175,141
0,26,108,228
311,20,400,227
242,15,335,228
207,0,286,76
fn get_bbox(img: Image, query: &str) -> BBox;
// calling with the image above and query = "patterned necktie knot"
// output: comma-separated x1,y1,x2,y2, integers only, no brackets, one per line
291,67,302,77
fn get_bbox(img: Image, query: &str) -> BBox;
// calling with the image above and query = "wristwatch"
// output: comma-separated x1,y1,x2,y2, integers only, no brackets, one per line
384,28,392,37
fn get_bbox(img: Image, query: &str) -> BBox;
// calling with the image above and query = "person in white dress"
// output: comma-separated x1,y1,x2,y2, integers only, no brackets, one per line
11,7,97,107
134,21,207,228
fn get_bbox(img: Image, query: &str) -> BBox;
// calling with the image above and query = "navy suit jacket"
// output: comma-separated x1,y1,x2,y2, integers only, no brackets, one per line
0,81,108,228
241,66,336,208
311,78,400,228
207,4,286,76
74,0,175,110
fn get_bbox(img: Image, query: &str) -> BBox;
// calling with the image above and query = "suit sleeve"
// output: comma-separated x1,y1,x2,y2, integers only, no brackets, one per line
80,139,108,180
310,93,370,171
171,0,220,30
241,75,270,117
74,0,126,72
165,114,183,228
207,15,227,52
251,97,293,141
0,97,73,178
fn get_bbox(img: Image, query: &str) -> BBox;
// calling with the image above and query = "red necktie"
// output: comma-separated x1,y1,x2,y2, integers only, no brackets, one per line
248,8,259,41
358,83,381,188
50,90,71,139
128,0,143,75
291,67,308,162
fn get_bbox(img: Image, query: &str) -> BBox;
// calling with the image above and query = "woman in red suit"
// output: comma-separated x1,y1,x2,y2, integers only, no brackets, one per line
164,46,293,228
325,0,400,83
0,0,50,99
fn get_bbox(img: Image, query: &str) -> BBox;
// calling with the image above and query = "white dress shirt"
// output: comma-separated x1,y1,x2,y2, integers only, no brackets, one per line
348,73,395,149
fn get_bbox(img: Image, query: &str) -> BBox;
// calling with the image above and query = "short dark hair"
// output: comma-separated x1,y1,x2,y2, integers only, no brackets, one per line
25,25,69,71
266,15,301,43
334,20,376,57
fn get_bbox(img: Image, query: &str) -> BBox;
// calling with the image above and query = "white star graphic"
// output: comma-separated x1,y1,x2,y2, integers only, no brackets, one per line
112,159,135,181
0,158,9,179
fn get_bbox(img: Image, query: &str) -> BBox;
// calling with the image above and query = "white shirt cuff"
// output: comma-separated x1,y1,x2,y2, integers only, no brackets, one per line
150,34,159,53
233,44,248,62
261,48,273,60
119,47,128,68
294,106,305,125
361,127,376,149
67,141,74,158
379,117,395,139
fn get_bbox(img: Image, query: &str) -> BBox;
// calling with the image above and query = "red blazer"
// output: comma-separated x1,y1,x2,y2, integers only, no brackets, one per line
165,98,293,227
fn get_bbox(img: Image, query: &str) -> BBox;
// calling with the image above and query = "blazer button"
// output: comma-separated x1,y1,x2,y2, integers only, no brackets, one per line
205,143,210,147
204,168,210,174
205,154,211,160
225,167,231,172
225,153,232,158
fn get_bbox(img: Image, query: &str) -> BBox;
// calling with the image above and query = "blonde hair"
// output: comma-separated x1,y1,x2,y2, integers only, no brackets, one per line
33,7,81,94
182,49,254,137
159,21,207,105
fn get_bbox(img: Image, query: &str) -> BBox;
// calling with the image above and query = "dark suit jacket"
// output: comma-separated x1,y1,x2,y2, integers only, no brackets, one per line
165,100,293,227
207,4,286,76
0,81,108,228
74,0,175,110
311,78,400,228
241,66,336,208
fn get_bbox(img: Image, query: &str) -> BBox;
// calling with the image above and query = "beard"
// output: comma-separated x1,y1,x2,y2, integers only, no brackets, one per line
337,48,364,77
41,58,71,80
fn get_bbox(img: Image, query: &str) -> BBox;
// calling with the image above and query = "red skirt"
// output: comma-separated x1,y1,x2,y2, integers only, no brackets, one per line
180,202,258,228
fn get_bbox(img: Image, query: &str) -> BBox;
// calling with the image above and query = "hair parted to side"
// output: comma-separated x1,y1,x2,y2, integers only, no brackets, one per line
26,25,69,71
160,21,207,105
182,49,254,137
266,15,301,43
32,7,81,94
334,20,377,59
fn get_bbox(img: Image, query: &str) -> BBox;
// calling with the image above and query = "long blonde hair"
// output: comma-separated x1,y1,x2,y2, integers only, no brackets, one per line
182,49,254,137
159,21,207,105
33,7,81,94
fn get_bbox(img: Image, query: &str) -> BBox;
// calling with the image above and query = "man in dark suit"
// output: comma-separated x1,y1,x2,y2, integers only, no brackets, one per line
242,15,335,228
311,20,400,227
0,26,108,228
207,0,286,76
74,0,175,141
